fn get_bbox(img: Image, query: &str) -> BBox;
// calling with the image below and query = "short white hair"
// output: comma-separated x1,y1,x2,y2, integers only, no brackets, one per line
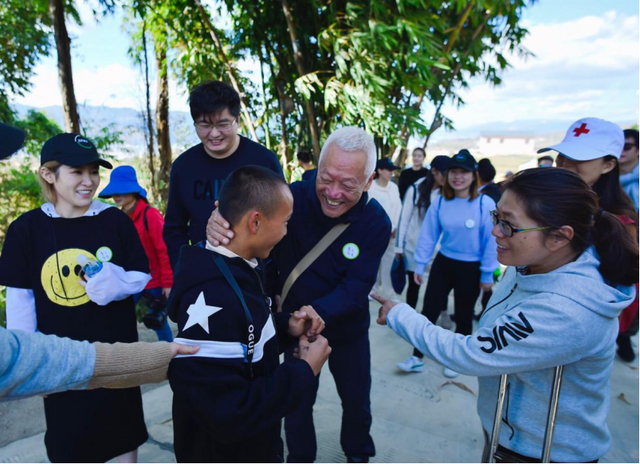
318,126,376,178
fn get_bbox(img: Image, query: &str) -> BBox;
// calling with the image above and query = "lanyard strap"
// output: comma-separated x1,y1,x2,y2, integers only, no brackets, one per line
211,253,255,377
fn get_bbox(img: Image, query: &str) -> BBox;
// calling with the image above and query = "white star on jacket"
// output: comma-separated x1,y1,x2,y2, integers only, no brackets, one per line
182,291,222,334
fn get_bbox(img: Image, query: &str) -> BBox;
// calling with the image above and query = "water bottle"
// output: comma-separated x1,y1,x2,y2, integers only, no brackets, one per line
77,254,103,278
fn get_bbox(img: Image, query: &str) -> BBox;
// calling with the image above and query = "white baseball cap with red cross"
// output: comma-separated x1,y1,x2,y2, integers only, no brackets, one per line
538,117,624,161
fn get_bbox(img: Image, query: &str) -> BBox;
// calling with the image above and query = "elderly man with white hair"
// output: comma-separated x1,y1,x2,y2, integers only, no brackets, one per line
207,126,391,463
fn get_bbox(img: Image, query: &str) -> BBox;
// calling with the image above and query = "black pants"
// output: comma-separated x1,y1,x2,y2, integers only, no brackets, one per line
284,332,375,462
414,253,481,358
406,271,420,309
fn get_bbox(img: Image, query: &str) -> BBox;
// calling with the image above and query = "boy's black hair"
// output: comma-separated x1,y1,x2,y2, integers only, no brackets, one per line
189,81,241,121
477,158,496,183
218,166,289,227
623,129,639,148
297,151,312,163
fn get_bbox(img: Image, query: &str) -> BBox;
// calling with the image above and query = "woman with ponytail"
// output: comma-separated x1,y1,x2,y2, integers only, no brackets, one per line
538,117,639,362
374,168,637,463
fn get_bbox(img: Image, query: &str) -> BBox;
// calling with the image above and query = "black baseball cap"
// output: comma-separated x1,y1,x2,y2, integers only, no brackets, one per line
0,122,26,160
430,155,451,172
376,158,401,171
449,149,478,171
41,133,113,169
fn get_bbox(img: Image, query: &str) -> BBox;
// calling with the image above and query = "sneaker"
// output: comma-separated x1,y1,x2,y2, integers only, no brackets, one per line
397,356,424,373
443,367,459,378
440,312,453,330
617,334,636,362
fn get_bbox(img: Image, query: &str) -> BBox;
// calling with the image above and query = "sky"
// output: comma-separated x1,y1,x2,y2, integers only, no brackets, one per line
12,0,640,141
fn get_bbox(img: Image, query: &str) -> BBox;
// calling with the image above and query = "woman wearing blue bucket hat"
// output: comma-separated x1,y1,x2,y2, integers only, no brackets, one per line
100,166,174,342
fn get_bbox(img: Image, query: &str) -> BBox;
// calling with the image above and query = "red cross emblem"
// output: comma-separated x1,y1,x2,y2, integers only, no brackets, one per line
573,123,590,137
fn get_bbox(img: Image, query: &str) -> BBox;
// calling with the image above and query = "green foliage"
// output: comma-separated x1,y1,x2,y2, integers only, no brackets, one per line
0,0,50,109
14,110,63,155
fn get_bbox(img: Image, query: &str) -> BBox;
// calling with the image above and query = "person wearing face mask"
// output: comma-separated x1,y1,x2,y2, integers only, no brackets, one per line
374,168,638,463
369,158,402,298
538,118,639,362
396,150,498,378
398,147,429,200
0,133,152,463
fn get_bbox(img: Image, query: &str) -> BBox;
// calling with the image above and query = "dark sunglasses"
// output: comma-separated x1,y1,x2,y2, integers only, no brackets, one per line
490,210,550,237
623,143,637,151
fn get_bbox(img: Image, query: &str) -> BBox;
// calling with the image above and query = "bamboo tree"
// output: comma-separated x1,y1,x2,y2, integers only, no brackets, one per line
191,0,259,141
280,0,321,160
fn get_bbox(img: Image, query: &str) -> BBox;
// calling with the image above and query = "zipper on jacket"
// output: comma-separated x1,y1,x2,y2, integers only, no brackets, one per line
479,283,518,320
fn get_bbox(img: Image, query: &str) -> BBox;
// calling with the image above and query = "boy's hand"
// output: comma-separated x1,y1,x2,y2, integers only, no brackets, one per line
206,201,234,246
295,335,331,376
370,293,400,326
288,306,325,340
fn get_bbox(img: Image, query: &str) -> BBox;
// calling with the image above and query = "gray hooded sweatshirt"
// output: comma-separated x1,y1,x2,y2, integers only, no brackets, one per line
387,247,635,462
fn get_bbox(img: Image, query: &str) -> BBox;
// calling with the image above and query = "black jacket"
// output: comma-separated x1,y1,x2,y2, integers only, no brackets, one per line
275,178,392,342
168,244,315,462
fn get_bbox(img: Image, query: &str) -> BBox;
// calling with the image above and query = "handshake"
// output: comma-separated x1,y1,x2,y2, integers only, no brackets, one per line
287,305,331,376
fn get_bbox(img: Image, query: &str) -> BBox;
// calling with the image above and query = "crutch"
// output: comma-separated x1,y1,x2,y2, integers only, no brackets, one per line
487,365,565,463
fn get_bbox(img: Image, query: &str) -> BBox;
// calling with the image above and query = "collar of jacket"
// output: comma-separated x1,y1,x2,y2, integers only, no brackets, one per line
302,176,371,225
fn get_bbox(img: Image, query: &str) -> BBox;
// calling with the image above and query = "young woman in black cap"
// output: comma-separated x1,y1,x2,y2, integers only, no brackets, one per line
396,150,498,378
0,133,151,463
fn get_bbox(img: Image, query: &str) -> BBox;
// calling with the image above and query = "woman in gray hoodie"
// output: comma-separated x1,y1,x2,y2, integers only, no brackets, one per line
374,168,638,462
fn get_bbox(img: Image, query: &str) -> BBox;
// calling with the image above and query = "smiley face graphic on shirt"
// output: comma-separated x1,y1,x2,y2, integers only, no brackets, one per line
41,248,96,307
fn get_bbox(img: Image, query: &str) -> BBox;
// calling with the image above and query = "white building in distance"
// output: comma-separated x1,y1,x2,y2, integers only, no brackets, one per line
478,133,536,157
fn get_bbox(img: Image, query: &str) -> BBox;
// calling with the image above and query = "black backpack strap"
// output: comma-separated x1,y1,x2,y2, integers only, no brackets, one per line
211,253,255,378
143,206,150,233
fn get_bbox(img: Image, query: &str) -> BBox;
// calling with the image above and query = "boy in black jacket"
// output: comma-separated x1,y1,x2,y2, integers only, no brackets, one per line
168,166,330,463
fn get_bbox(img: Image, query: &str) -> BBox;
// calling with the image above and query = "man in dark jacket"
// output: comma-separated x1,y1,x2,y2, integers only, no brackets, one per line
168,166,330,463
163,81,283,269
477,158,502,205
208,127,391,463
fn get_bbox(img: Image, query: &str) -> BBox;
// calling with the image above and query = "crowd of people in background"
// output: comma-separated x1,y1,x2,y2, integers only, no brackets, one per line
0,80,638,464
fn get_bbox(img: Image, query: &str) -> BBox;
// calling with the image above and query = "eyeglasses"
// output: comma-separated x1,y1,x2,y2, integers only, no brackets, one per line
490,210,550,237
623,143,636,151
194,119,237,133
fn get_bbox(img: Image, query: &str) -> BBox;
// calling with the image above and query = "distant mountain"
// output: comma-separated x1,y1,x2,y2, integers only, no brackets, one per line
13,103,200,155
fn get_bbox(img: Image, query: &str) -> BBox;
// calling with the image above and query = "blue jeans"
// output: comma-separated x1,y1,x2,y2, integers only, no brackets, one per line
134,288,173,342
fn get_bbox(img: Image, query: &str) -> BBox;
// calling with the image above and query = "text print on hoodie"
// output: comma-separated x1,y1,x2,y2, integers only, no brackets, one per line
386,247,635,462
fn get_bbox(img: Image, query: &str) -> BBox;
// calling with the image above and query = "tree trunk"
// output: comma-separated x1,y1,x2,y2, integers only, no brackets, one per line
280,0,321,162
192,0,259,142
49,0,80,133
155,39,172,204
141,21,156,193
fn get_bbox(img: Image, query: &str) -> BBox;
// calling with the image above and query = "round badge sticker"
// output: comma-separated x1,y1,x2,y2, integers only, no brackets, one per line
96,246,113,262
465,219,476,229
342,243,360,260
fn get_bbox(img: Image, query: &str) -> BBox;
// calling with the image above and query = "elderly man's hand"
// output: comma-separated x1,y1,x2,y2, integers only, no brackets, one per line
370,293,400,326
288,305,325,340
206,201,234,246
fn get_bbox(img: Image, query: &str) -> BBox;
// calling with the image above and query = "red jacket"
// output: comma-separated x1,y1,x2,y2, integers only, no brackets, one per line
128,199,173,289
